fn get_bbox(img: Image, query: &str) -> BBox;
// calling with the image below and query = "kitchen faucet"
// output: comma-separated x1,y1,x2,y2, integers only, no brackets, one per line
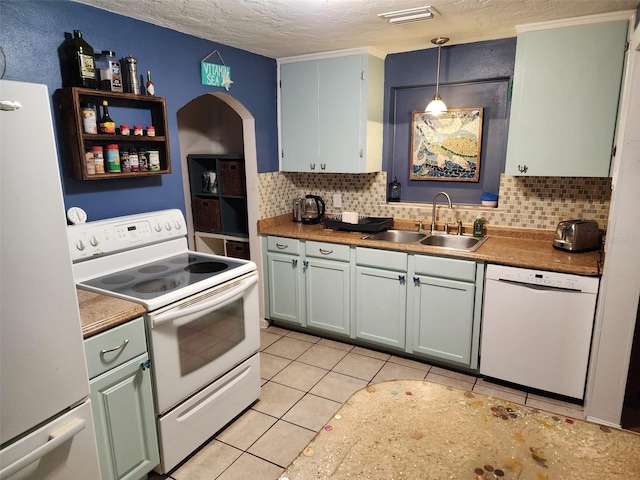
431,191,452,233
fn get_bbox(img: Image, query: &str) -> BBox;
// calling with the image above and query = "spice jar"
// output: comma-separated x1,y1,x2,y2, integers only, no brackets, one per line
133,125,143,136
91,145,105,174
146,125,155,137
84,148,95,175
105,144,121,172
147,150,160,171
81,103,97,134
119,124,130,136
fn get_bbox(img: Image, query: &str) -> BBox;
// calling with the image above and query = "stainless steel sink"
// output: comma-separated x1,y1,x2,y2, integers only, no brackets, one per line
363,230,489,252
363,230,427,243
419,234,488,252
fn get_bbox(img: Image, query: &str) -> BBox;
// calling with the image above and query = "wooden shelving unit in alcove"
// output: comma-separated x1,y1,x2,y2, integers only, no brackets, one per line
186,154,250,259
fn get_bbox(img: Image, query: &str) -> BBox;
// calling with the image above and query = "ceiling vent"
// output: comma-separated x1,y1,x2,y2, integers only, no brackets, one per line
377,5,440,25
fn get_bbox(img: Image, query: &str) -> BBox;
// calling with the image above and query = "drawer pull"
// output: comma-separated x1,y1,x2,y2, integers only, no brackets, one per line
276,243,289,249
292,259,298,267
413,276,421,286
319,248,333,255
100,338,129,355
140,359,151,371
398,275,406,285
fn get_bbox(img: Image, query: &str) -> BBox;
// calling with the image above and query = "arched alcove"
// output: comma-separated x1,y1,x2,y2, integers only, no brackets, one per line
176,93,265,323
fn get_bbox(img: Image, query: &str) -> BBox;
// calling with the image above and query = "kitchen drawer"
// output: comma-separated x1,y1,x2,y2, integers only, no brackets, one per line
414,255,476,282
84,317,147,379
305,241,350,262
356,247,407,271
267,236,301,255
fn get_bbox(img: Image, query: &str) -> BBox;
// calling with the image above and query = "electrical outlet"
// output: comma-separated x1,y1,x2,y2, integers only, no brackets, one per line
333,193,342,208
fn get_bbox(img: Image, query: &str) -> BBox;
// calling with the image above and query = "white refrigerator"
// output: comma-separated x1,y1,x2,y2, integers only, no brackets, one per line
0,80,100,479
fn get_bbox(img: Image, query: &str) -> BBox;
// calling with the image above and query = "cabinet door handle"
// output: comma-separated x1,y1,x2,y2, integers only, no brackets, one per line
517,164,528,173
140,359,151,371
398,275,406,285
292,259,298,267
320,163,326,170
100,338,129,355
276,243,289,249
310,163,316,170
303,260,309,271
413,277,421,286
319,248,333,255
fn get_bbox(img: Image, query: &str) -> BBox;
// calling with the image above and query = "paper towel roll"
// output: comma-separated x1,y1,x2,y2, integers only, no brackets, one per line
342,212,359,224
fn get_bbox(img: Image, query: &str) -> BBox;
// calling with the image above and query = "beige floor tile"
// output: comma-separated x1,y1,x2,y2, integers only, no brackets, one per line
263,336,314,360
317,337,354,351
263,325,289,336
172,439,242,479
332,352,385,381
282,393,342,432
426,371,475,391
286,330,321,343
351,345,391,361
260,352,291,380
216,452,283,480
252,381,305,418
309,371,368,403
296,343,349,370
371,362,428,383
473,384,527,405
216,410,278,451
247,420,315,468
388,355,432,372
430,365,478,383
271,361,328,392
526,396,585,420
260,331,282,351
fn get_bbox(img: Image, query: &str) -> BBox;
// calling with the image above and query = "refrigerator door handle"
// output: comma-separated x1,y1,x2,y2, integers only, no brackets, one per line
0,418,85,479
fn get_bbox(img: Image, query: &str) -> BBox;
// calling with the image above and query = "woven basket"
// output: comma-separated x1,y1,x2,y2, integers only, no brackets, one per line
226,240,250,260
192,197,221,232
219,161,246,196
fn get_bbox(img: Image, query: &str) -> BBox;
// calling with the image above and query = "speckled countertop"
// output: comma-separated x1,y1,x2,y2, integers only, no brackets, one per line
258,215,603,276
77,288,146,339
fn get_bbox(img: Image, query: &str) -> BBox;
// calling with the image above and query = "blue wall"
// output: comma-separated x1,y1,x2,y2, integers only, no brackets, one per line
384,39,516,204
1,0,278,220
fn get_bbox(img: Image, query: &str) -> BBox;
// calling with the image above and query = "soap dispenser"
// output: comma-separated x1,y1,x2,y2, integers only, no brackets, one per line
473,216,484,237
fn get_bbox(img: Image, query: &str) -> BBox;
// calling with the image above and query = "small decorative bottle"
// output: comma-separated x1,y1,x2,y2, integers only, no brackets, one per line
145,70,155,96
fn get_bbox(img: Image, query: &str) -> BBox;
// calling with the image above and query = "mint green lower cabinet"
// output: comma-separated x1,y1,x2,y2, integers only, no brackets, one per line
411,275,475,366
267,251,303,325
306,257,350,335
89,353,159,480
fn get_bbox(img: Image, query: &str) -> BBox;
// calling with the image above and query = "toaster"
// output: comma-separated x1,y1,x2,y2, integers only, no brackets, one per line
553,219,601,252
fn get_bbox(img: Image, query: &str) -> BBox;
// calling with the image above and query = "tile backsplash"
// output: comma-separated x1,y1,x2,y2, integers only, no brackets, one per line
258,172,611,231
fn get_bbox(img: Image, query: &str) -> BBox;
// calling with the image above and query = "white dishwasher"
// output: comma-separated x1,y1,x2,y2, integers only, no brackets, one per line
480,264,599,400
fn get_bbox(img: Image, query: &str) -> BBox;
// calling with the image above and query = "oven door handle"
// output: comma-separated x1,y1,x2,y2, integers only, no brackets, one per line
150,274,258,327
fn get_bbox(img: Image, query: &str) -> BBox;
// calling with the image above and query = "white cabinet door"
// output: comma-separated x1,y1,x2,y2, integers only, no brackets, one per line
411,275,475,367
267,252,303,325
505,18,629,176
355,266,406,349
305,257,350,335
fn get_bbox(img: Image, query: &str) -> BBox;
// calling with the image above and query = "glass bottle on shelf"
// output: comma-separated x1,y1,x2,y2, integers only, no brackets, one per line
146,70,155,96
98,100,115,134
61,30,97,89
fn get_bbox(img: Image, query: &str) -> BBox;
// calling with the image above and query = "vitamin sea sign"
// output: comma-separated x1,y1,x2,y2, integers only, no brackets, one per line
200,50,233,91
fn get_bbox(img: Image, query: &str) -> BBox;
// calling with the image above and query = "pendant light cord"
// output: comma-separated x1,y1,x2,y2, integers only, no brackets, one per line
435,43,441,96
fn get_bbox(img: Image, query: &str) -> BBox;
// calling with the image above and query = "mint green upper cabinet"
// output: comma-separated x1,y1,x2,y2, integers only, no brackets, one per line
279,50,384,173
505,16,629,176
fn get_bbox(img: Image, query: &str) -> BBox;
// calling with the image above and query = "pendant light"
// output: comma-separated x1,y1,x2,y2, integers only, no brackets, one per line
425,37,449,115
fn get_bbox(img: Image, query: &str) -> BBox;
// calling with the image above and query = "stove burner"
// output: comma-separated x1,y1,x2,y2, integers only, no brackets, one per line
184,262,229,274
169,255,200,265
139,264,170,274
101,274,136,285
132,278,182,294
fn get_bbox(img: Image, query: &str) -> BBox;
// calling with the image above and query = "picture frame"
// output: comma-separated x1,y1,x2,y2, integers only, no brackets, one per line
410,108,483,182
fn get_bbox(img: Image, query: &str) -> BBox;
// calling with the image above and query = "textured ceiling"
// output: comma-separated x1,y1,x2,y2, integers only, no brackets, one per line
74,0,638,58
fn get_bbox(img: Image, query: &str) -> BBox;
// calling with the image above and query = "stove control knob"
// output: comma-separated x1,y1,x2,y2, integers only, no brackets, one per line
89,236,99,247
154,223,162,233
165,222,172,231
174,221,182,230
75,240,85,251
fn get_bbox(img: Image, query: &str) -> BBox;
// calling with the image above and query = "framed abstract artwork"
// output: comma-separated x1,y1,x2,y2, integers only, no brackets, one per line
410,108,483,182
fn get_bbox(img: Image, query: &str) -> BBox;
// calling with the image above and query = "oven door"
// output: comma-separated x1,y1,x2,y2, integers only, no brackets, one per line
147,271,260,414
